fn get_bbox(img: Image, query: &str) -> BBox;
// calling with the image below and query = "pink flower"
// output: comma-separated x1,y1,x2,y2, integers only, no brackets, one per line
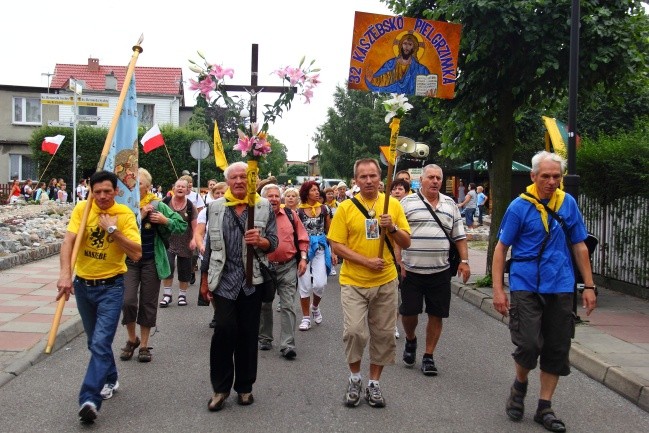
234,135,253,156
188,76,216,99
253,137,271,156
306,73,321,86
302,87,314,103
286,67,305,86
210,64,234,80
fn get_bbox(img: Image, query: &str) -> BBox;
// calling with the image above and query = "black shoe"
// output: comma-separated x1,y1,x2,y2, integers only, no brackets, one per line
78,402,98,424
209,319,217,328
259,341,272,351
281,348,297,360
421,356,438,376
403,338,417,367
190,272,196,285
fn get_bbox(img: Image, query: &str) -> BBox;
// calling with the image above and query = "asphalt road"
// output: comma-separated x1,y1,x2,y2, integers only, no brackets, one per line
1,275,648,433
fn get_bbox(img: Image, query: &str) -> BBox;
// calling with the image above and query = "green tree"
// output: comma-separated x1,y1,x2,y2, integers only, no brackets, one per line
287,164,308,176
384,0,649,273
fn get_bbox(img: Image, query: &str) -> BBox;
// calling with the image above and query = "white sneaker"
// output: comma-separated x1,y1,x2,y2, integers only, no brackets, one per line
299,317,311,331
395,326,400,339
330,268,337,275
311,306,323,324
100,380,119,400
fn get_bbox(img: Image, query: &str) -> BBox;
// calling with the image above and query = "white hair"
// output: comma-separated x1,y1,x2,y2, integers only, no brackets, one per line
224,161,248,180
260,183,281,197
531,151,566,174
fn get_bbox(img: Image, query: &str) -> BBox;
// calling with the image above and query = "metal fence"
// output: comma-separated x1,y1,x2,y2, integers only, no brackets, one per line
580,195,649,288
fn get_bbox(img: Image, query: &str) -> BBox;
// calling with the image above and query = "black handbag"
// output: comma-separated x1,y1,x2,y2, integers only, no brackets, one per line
416,192,461,275
229,207,278,302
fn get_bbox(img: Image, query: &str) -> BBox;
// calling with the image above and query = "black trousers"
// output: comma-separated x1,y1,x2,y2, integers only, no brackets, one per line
210,288,262,394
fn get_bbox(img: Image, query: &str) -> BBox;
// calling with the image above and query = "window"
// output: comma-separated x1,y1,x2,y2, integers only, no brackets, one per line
138,103,154,128
9,154,37,181
13,97,41,125
78,106,98,125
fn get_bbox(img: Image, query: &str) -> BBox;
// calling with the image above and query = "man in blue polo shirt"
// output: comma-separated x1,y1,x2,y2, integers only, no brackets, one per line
491,151,597,433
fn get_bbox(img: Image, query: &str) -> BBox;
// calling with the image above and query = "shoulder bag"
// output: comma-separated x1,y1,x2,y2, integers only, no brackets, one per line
416,192,461,275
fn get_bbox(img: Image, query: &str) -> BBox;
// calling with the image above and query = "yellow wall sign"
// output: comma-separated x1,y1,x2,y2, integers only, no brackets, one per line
348,12,462,99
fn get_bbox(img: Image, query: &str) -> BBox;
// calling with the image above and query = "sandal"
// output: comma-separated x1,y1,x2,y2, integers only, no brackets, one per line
159,294,172,308
137,347,152,363
298,317,311,331
119,337,140,361
178,294,187,306
505,385,526,421
534,408,566,432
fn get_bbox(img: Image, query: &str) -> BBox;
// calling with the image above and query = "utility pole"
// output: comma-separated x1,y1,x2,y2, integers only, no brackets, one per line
41,72,54,93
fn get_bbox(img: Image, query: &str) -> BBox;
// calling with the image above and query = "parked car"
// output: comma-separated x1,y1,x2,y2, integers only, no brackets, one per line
319,178,344,190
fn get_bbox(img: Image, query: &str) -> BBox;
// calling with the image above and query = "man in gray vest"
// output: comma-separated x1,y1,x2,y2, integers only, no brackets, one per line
201,161,278,412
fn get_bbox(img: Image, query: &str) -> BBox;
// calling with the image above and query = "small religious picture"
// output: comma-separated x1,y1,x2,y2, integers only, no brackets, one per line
365,219,379,239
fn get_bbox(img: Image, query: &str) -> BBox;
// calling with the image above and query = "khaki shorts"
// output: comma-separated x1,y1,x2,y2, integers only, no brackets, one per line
341,279,398,365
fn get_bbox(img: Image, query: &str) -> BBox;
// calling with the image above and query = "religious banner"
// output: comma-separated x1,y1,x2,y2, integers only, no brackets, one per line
348,11,462,99
104,75,140,216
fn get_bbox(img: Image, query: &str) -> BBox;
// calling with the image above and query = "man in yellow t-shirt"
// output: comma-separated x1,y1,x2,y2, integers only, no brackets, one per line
56,170,141,424
328,158,411,409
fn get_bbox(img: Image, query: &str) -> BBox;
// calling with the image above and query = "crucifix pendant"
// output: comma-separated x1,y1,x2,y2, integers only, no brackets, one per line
368,209,376,218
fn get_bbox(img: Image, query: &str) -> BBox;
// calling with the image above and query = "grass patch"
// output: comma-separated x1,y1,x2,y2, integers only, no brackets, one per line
468,241,488,251
475,274,493,287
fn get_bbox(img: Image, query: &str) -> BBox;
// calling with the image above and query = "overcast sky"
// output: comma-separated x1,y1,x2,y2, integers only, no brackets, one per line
1,0,392,162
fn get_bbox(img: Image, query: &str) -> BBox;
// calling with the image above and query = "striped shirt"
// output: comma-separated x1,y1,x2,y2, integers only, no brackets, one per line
401,192,466,274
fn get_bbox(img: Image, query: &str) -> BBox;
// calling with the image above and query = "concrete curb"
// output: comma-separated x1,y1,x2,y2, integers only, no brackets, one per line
0,308,84,389
0,243,62,271
451,281,649,413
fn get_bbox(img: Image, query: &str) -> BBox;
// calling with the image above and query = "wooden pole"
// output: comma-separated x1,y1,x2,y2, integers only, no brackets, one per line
377,117,400,257
163,142,179,179
45,35,144,354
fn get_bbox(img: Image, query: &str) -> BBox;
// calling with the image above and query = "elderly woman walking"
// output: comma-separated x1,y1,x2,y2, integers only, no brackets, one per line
118,168,187,364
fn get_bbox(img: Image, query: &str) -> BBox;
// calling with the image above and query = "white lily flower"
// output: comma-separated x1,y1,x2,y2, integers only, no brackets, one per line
383,93,413,123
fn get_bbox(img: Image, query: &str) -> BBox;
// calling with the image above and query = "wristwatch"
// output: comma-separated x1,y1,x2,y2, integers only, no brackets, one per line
389,225,398,234
107,225,118,235
460,259,469,264
300,252,307,261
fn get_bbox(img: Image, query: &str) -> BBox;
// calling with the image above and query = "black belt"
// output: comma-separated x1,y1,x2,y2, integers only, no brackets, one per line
76,275,121,287
270,259,295,266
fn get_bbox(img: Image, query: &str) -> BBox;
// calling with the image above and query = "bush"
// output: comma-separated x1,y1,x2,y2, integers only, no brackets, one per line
578,126,649,206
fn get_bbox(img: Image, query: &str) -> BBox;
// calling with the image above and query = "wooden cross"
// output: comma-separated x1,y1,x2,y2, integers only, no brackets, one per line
221,44,294,123
220,43,295,285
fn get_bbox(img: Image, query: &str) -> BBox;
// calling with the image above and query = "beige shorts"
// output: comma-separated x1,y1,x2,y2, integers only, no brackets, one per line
341,278,398,365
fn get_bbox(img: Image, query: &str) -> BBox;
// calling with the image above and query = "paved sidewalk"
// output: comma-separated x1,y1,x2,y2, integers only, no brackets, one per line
460,246,649,412
0,247,648,412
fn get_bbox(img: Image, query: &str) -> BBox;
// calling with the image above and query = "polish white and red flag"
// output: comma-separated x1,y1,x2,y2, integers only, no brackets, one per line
41,134,65,155
141,124,164,153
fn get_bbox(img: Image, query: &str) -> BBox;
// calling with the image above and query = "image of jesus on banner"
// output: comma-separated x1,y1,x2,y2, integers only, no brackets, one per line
365,32,431,95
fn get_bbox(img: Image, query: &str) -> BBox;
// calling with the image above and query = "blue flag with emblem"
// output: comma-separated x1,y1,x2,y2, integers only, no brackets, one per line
104,75,140,219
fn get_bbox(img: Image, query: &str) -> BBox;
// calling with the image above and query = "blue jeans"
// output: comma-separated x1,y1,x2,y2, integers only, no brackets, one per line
74,276,124,409
464,207,476,226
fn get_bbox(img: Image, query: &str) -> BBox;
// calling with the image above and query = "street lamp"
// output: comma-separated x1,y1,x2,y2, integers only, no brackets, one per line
565,0,580,198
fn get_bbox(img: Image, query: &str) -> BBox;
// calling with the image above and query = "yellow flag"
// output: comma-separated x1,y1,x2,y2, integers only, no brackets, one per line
214,120,228,171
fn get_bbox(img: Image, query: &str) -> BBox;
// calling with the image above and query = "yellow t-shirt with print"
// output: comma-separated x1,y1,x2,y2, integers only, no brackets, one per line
68,200,141,279
327,193,410,288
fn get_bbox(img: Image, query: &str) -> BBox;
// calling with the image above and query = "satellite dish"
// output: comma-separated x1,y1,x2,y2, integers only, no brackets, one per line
396,136,416,154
